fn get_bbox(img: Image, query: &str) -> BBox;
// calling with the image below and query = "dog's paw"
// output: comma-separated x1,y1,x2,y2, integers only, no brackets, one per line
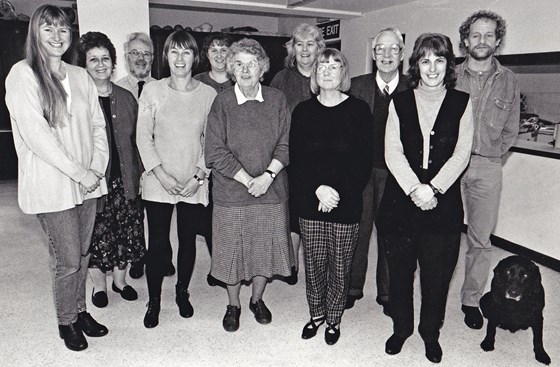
535,348,551,365
480,338,494,352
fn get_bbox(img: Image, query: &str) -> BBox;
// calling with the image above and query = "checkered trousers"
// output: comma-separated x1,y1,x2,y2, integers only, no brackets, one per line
299,218,359,325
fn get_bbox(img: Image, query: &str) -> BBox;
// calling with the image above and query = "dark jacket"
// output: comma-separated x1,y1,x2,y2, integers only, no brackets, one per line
349,73,408,168
100,83,143,201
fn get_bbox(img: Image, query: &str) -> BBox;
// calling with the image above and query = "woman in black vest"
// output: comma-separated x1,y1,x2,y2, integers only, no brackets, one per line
377,33,474,363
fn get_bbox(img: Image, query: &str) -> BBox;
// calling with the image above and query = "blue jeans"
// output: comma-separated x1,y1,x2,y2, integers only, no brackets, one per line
37,199,97,325
460,155,503,307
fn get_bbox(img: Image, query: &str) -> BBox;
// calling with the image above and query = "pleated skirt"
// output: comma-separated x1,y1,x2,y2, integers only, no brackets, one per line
211,202,294,284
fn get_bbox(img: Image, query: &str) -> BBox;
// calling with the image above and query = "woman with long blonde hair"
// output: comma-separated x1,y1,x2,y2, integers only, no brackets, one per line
5,4,109,351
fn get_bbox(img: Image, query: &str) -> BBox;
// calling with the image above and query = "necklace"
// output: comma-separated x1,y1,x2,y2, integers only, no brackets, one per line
98,83,112,96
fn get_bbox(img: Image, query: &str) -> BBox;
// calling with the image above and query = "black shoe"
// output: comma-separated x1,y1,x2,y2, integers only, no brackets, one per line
76,311,108,337
112,282,138,301
249,299,272,324
207,274,226,288
129,263,144,279
376,296,391,317
284,266,298,285
223,305,241,332
175,285,194,318
425,341,443,363
301,316,326,339
144,298,161,328
461,305,483,329
345,292,363,309
324,323,340,345
165,263,176,277
385,334,407,355
91,289,108,308
59,322,88,351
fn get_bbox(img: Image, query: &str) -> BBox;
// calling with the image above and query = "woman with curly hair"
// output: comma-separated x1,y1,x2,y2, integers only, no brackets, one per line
75,31,146,309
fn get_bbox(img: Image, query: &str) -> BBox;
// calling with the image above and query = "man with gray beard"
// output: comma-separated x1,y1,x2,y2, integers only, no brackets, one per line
116,32,157,100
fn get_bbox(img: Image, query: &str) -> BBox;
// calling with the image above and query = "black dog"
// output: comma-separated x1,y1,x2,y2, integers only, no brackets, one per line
480,255,550,365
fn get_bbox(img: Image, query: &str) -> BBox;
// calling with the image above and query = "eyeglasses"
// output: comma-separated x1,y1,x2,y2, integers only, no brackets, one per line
128,50,153,59
232,60,259,71
373,44,402,55
316,64,343,74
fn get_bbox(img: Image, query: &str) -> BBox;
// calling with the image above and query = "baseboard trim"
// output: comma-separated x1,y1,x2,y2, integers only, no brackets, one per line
490,234,560,272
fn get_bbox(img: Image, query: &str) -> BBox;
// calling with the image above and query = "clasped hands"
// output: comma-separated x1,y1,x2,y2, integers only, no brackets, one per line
247,173,273,198
155,169,200,197
79,169,104,195
315,185,339,213
410,183,437,211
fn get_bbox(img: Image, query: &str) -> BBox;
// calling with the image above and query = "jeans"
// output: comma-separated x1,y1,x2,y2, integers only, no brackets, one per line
144,201,204,298
37,199,97,325
460,155,503,307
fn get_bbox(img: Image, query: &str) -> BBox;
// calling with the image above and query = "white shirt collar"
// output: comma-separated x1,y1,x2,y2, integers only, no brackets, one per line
234,83,264,105
375,72,400,94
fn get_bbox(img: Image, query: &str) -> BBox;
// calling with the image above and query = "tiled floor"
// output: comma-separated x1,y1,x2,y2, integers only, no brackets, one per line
1,180,558,367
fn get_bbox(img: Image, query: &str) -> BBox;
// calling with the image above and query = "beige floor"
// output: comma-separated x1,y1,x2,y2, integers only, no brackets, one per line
1,180,559,367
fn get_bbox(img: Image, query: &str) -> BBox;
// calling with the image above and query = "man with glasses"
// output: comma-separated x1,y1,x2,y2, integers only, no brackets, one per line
455,10,519,330
346,27,408,315
115,32,172,280
116,32,157,100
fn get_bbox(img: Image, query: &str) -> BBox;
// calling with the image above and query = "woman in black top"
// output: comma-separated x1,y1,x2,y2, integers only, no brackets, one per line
290,48,373,345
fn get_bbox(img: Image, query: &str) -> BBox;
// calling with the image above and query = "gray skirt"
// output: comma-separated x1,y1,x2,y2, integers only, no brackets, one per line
211,202,294,284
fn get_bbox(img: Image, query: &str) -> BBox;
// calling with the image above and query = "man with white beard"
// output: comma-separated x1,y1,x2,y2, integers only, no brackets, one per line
116,32,157,100
455,10,520,330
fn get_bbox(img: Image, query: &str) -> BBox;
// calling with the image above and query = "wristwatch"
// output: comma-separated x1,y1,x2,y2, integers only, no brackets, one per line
265,170,276,179
428,183,439,195
194,174,204,186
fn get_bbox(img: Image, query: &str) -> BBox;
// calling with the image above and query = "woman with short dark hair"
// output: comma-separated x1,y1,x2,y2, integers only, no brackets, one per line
378,33,474,363
76,31,146,309
136,30,217,328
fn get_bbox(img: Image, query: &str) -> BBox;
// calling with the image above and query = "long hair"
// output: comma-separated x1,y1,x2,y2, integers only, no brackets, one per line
283,23,326,69
407,33,456,89
26,4,72,127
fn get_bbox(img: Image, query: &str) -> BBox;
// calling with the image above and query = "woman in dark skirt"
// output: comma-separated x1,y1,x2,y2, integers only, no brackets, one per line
76,31,146,308
205,38,293,332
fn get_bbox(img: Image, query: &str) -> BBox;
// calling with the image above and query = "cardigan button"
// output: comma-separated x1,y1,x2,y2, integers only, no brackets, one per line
112,115,117,118
428,160,432,164
430,131,435,135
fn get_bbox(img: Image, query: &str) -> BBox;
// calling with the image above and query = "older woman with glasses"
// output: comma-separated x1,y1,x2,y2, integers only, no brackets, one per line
205,38,293,333
290,48,373,345
377,33,473,363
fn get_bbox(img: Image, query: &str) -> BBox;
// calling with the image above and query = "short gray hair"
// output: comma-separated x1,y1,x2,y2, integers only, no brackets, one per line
123,32,153,53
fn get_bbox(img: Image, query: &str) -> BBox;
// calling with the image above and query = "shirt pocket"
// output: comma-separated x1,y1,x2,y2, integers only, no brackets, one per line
489,98,513,130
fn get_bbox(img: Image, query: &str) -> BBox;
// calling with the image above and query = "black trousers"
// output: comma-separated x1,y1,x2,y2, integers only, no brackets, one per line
144,200,204,298
385,233,460,342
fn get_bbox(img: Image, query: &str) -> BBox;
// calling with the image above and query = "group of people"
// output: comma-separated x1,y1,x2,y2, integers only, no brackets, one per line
5,4,519,364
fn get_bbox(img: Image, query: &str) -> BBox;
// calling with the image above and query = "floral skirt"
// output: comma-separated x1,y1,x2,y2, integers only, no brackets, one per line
88,176,146,272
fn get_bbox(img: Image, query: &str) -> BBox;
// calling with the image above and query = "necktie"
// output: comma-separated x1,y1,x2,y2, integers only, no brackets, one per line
384,84,390,96
138,81,145,98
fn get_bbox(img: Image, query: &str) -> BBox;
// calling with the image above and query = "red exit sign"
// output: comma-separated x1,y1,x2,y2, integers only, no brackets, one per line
317,20,340,40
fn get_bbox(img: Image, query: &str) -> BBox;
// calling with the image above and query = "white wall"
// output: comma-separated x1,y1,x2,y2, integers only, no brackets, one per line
341,0,560,76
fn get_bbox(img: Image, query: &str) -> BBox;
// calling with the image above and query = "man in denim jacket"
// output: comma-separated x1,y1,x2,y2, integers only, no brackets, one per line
455,10,520,330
